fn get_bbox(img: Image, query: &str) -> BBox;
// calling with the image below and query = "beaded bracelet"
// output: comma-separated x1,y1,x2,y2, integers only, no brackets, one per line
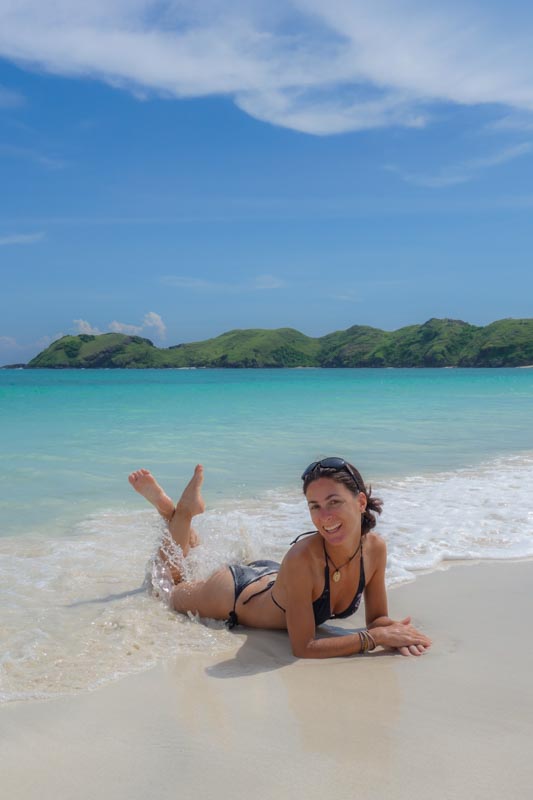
358,629,377,654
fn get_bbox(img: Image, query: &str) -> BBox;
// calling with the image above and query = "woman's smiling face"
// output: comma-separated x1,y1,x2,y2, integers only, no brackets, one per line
305,477,365,547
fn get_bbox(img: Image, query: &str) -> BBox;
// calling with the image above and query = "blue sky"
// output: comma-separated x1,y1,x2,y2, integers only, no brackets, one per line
1,0,533,364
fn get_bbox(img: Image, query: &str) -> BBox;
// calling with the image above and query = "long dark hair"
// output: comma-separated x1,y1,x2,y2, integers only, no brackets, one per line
302,461,383,535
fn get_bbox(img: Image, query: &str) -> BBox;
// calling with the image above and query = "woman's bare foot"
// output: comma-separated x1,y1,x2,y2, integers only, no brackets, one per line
128,469,175,520
175,464,206,518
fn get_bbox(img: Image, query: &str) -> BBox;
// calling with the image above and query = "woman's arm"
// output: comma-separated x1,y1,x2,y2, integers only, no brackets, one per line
285,585,366,658
363,533,431,656
281,548,429,658
281,551,364,658
362,533,390,626
282,538,431,658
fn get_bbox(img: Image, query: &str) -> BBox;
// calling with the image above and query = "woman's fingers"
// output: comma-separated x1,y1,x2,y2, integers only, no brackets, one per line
388,628,431,654
398,616,432,646
377,621,432,651
404,626,432,647
409,643,429,655
396,643,428,656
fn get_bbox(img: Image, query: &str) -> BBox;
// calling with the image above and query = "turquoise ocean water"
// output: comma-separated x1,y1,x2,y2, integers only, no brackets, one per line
1,368,533,702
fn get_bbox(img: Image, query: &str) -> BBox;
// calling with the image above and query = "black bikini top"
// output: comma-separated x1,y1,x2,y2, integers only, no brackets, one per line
291,531,366,626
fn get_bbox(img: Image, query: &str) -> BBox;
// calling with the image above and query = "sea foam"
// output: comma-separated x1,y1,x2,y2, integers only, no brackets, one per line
1,452,532,703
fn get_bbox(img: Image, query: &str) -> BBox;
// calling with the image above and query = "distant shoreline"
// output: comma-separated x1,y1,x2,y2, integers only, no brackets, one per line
3,364,533,370
8,316,533,369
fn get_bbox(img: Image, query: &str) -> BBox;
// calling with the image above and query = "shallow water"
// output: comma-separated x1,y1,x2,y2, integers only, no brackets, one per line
1,368,532,702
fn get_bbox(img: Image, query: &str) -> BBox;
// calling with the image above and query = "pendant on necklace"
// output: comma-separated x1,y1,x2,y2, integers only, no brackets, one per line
333,571,341,583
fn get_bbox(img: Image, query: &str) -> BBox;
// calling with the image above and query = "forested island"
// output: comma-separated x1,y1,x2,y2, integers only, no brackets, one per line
10,317,533,368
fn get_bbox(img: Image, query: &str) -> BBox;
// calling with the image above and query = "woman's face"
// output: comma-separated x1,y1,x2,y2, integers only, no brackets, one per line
305,477,366,547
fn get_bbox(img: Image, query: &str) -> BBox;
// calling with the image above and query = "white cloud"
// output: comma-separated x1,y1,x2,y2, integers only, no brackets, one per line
468,143,533,170
73,319,102,335
386,143,532,188
1,2,533,135
489,113,533,132
236,86,428,135
0,231,45,245
109,320,143,335
73,313,167,339
143,311,166,339
161,274,285,293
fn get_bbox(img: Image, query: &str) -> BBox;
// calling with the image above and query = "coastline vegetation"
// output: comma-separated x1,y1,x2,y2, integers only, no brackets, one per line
21,318,533,369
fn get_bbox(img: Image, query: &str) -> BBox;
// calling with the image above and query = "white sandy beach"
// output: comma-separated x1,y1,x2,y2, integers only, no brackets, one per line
2,560,532,800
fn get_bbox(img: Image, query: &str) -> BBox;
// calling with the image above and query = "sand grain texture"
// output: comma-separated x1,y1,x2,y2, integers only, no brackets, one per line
2,561,532,800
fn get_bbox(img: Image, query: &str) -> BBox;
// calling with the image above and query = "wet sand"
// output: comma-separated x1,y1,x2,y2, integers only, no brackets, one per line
2,560,532,800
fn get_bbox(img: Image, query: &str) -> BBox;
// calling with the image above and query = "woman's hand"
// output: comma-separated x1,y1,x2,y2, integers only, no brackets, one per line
371,616,431,656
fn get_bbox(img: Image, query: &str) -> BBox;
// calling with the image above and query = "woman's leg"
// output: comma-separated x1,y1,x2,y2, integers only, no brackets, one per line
128,468,176,521
167,464,205,556
128,465,204,582
169,567,235,620
129,465,235,618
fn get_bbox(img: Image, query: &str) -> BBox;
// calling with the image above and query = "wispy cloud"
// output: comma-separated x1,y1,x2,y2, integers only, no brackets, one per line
0,85,25,108
0,231,45,246
489,113,533,133
386,143,532,188
35,333,65,349
0,143,65,169
1,2,533,135
142,311,166,339
161,273,285,293
73,319,102,335
0,336,18,348
0,332,64,357
468,144,533,170
109,320,143,335
74,311,167,340
329,291,362,303
253,274,285,289
161,276,225,292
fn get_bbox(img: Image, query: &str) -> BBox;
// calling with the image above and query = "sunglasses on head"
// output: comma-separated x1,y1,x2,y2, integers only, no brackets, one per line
301,457,361,492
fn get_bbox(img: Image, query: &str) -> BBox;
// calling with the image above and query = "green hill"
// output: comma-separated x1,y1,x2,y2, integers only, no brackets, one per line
168,327,321,368
317,325,387,366
26,329,321,369
27,333,164,368
24,318,533,369
459,318,533,366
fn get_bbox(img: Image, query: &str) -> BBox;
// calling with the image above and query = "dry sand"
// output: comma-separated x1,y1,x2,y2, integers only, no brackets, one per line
1,560,532,800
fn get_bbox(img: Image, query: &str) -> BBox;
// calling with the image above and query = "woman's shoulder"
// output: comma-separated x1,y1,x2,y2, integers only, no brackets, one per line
361,532,387,587
363,531,387,560
280,532,322,569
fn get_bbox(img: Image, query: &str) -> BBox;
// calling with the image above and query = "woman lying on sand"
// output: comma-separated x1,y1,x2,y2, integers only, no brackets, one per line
129,457,431,659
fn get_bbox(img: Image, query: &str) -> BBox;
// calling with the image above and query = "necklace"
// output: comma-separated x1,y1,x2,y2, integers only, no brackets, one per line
325,539,362,583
